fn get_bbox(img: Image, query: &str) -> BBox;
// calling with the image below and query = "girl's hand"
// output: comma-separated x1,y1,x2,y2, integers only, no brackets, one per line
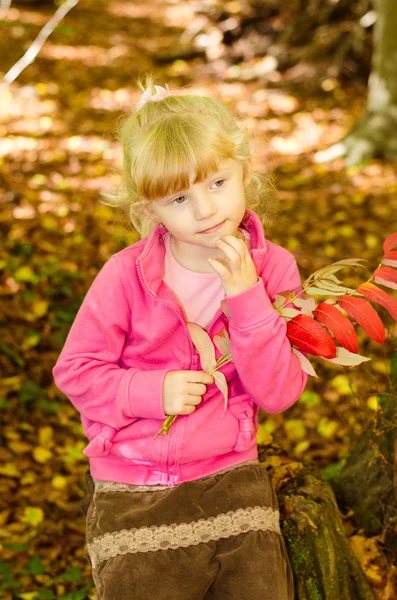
162,370,214,415
208,233,259,297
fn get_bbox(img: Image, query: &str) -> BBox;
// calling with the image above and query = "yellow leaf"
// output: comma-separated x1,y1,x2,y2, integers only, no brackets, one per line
1,375,23,390
324,244,336,258
0,509,11,526
0,463,19,478
287,237,300,252
41,215,58,231
284,419,306,441
38,426,53,447
32,300,49,318
37,240,58,253
317,418,339,439
294,440,310,457
14,266,36,282
350,534,381,567
262,421,276,434
21,332,41,351
338,225,354,237
95,205,113,220
330,374,354,395
365,234,379,250
364,565,383,586
51,475,67,490
8,441,32,454
35,83,48,95
256,425,273,446
373,360,390,375
266,455,283,468
367,395,379,411
21,506,44,527
20,472,36,486
19,593,38,600
33,447,52,463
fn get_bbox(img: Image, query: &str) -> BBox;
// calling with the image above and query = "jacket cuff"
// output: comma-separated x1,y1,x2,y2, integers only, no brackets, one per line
126,369,168,420
225,277,276,327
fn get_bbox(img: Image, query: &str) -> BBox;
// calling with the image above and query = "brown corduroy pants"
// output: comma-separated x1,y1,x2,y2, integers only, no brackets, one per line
81,460,295,600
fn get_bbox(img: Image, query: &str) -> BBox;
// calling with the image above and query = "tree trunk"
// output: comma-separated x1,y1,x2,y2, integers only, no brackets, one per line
331,397,396,533
258,446,375,600
316,0,397,165
330,364,397,561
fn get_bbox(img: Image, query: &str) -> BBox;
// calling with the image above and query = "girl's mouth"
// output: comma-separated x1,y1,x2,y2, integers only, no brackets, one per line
199,220,226,234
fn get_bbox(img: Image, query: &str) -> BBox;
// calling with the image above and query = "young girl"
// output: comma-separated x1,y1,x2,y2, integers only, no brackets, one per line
52,74,308,599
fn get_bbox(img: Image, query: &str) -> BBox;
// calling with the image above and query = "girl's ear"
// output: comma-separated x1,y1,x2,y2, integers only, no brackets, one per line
243,172,252,187
141,203,160,223
242,162,252,187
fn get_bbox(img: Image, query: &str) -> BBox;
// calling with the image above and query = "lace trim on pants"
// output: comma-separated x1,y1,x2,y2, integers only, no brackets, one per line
92,459,261,494
87,505,280,568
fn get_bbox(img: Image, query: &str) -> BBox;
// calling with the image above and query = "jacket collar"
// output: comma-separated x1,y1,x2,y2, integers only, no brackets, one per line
136,208,268,302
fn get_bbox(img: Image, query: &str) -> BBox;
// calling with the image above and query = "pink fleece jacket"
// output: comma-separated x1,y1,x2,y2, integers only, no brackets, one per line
52,209,308,487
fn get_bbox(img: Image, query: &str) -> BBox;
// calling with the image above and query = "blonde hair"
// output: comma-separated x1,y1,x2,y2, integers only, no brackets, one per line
101,73,278,239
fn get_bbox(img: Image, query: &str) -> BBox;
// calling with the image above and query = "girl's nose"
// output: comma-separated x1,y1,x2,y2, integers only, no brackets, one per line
194,194,217,220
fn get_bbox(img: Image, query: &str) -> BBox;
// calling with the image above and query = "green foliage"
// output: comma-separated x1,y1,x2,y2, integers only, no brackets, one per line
321,461,345,482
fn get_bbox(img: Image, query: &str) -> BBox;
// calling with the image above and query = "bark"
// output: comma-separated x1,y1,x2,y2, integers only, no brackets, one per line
330,366,397,562
331,397,396,533
315,0,397,165
259,446,375,600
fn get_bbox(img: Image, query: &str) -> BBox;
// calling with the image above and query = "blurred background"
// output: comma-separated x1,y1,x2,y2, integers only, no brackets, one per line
0,0,396,598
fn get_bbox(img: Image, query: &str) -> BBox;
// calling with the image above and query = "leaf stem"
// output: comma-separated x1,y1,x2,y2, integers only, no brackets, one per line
153,354,234,440
277,263,378,312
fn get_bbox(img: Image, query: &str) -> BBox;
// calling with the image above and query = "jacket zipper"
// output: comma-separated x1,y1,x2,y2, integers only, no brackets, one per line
136,261,225,484
136,263,195,485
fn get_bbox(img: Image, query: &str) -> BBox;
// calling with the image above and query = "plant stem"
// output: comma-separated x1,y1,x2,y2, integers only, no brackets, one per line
153,354,234,440
209,354,232,375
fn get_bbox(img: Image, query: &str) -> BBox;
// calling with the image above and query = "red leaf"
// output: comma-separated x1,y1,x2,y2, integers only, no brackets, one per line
313,303,358,354
357,282,397,323
383,232,397,254
338,295,385,344
286,314,337,358
373,266,397,291
383,250,397,267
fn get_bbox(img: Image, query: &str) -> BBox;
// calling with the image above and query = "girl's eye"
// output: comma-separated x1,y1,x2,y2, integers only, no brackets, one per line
171,195,187,205
213,179,225,188
170,179,226,204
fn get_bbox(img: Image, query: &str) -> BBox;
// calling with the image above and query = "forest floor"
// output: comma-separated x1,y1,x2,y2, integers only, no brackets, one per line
0,0,396,598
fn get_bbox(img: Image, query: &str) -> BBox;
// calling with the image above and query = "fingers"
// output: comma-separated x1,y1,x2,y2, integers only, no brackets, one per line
216,235,247,260
186,394,203,406
180,402,199,415
179,394,204,415
188,382,209,395
185,372,214,385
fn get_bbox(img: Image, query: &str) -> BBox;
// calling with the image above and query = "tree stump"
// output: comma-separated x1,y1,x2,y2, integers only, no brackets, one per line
331,390,397,562
258,445,375,600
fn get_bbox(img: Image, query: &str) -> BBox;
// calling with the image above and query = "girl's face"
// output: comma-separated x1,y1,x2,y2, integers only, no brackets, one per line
142,158,248,253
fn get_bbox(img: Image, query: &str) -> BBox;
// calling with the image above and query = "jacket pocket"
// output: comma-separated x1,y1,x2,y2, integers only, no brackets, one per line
82,422,118,458
228,398,257,452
